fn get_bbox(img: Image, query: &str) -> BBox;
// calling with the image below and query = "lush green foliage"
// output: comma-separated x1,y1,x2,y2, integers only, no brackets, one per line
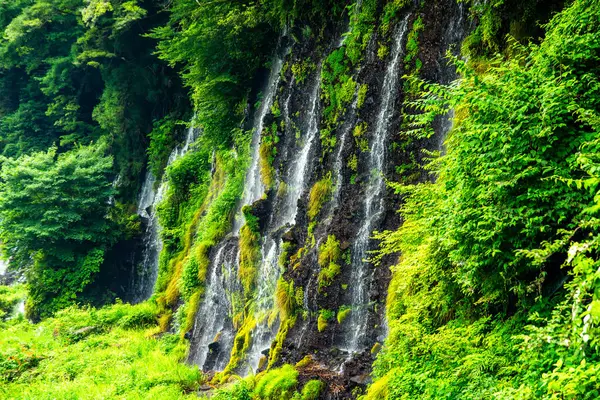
0,300,201,399
368,0,600,397
0,0,189,315
0,0,187,195
0,142,115,318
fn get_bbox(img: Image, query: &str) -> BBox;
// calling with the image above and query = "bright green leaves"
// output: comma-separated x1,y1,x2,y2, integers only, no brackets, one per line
82,0,113,26
0,141,114,317
368,0,600,398
82,0,147,32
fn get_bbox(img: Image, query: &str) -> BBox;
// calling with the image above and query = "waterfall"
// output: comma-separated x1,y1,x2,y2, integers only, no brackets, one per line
188,238,239,370
189,49,287,370
0,258,7,276
133,125,200,302
343,14,411,353
436,2,467,151
233,54,287,233
245,64,324,373
279,66,322,227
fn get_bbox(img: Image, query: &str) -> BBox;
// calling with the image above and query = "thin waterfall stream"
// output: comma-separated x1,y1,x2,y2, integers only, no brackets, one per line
133,125,200,303
188,48,287,370
343,14,411,353
246,63,324,373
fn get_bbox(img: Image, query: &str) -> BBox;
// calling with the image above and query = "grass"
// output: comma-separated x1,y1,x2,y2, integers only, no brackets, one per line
0,299,201,399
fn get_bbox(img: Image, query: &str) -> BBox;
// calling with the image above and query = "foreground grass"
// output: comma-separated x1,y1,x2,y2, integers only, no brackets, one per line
0,285,327,400
0,291,201,400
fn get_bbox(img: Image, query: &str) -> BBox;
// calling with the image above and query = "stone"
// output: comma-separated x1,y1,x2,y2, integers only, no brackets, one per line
350,374,372,385
72,326,96,336
208,341,220,352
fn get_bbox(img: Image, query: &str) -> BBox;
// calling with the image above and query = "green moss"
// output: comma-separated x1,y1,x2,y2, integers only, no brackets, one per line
294,286,304,308
299,380,325,400
238,223,261,298
267,315,297,369
278,241,293,268
182,291,201,335
218,316,256,379
291,59,316,85
295,355,313,369
357,83,368,109
259,122,279,190
337,306,351,324
275,278,298,320
254,364,298,400
353,121,369,152
270,99,281,118
347,153,358,172
318,235,342,291
308,174,333,220
364,370,392,400
377,43,389,60
370,342,382,355
317,309,334,332
277,181,289,198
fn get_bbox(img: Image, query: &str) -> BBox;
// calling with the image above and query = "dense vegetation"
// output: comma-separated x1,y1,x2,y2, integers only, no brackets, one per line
1,0,599,398
367,0,600,398
0,0,189,317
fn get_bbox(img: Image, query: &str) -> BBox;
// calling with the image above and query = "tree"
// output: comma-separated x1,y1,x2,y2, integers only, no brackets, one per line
0,141,114,318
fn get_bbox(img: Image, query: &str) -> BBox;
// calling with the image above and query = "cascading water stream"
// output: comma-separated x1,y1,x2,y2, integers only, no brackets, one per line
189,49,287,370
436,2,467,151
0,258,24,318
188,239,239,370
327,86,360,223
245,64,324,373
343,14,411,353
133,125,200,302
233,54,287,234
0,258,7,276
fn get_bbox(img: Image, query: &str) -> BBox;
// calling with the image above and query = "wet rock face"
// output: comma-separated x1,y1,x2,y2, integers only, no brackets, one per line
183,0,469,396
275,0,468,392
